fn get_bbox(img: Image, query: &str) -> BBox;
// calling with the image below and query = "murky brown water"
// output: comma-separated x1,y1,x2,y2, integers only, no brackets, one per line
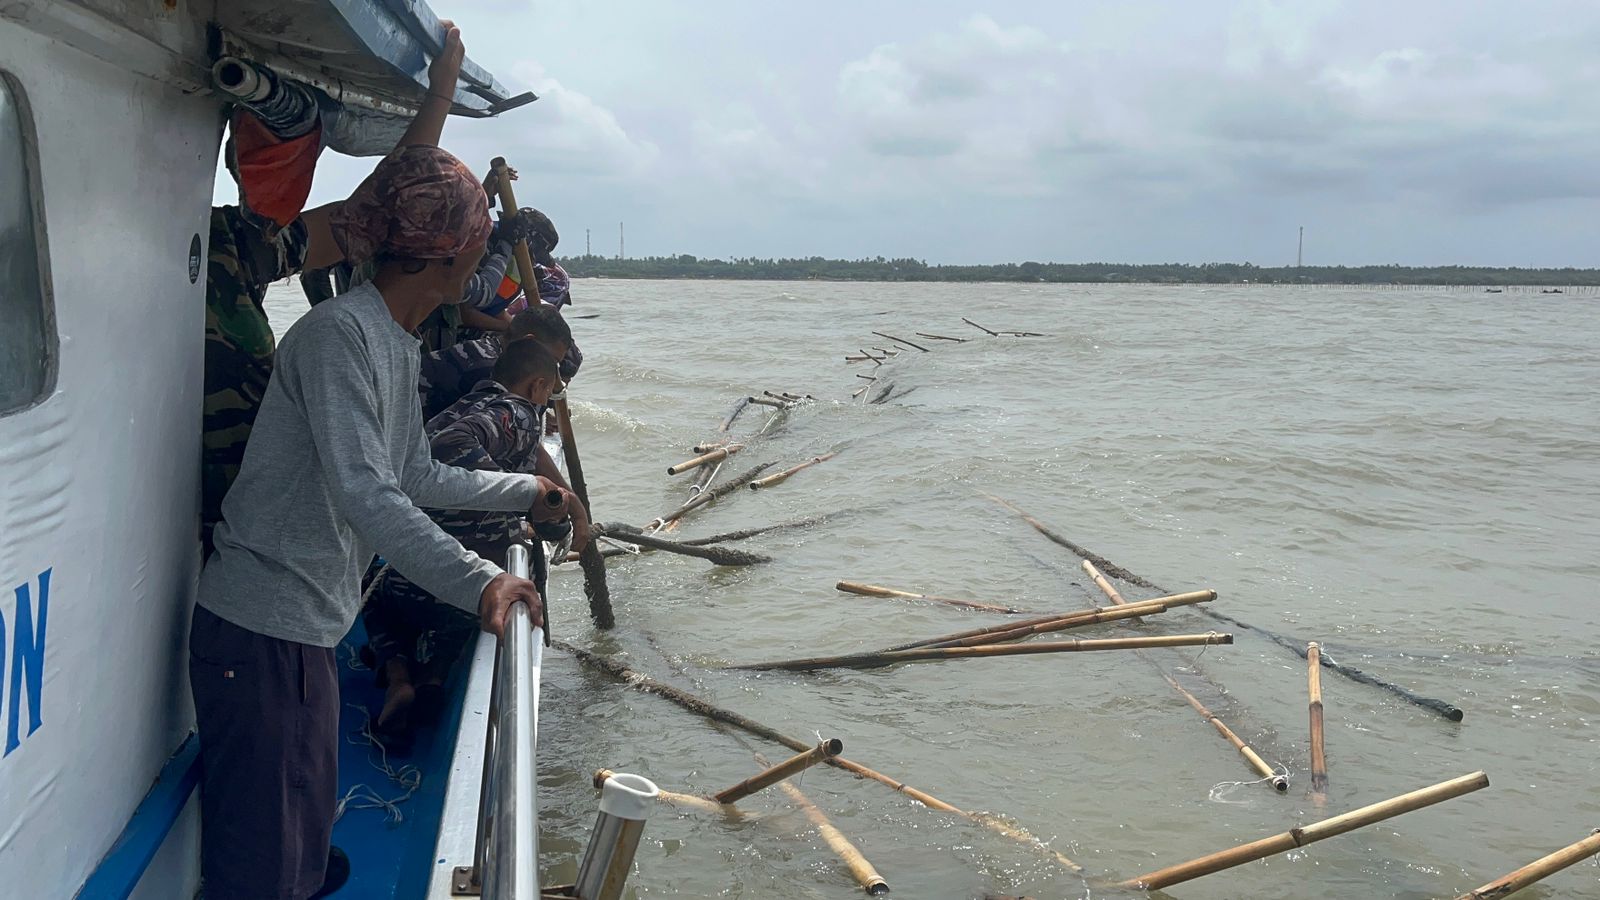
270,280,1600,899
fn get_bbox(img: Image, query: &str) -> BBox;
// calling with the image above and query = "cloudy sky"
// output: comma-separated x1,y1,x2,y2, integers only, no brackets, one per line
289,0,1600,266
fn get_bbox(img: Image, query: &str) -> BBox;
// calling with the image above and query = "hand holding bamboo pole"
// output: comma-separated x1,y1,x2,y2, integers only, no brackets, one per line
750,452,839,490
1455,829,1600,899
713,739,843,804
1119,771,1490,891
1308,642,1328,802
730,633,1233,673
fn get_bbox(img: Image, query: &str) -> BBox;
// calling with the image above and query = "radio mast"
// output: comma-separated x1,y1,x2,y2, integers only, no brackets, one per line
1297,226,1304,268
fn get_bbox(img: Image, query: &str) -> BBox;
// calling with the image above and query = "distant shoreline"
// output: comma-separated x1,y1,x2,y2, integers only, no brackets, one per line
558,255,1600,288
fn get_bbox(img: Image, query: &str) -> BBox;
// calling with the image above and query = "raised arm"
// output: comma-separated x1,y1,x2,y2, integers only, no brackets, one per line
398,21,465,149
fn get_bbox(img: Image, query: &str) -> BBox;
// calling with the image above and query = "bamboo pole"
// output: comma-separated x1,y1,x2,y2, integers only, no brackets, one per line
1308,642,1328,801
851,387,868,398
872,331,930,352
730,633,1233,673
648,461,775,529
915,332,968,343
713,739,843,804
751,452,839,490
983,493,1467,721
921,602,1171,649
591,523,771,566
491,157,612,628
883,590,1217,652
747,395,791,409
1081,560,1125,605
1118,772,1490,891
962,317,1001,336
1455,829,1600,899
567,515,832,563
666,443,743,475
556,643,1080,872
718,397,750,433
593,769,734,817
835,580,1033,615
1164,673,1288,791
762,757,889,895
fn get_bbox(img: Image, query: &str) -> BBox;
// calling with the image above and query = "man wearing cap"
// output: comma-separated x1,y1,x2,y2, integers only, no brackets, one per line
186,25,577,900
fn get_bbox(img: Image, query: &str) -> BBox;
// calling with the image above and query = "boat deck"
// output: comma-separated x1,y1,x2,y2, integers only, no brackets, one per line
331,618,476,898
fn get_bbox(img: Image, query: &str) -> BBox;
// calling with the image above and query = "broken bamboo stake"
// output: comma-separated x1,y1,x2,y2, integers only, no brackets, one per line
557,643,1080,872
984,492,1467,721
1164,673,1288,791
751,452,839,490
714,739,843,804
594,769,733,817
855,373,878,381
591,523,771,566
667,443,744,475
730,633,1233,673
492,156,612,629
883,590,1217,651
1118,772,1490,891
872,330,930,352
835,581,1031,615
1308,642,1328,802
1454,829,1600,899
763,757,889,895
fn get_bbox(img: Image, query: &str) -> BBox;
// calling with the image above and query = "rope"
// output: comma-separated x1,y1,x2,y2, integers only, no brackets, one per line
334,703,422,826
1207,764,1292,805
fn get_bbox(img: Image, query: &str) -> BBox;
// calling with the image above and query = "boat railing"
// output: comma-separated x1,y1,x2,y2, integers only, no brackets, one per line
455,541,658,900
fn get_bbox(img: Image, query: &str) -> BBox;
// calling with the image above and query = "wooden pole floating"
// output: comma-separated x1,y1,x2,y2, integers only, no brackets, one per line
1164,673,1289,791
492,157,613,629
871,331,930,352
921,602,1175,649
762,757,889,895
650,461,776,528
557,643,1080,872
729,633,1234,673
718,397,750,433
593,768,734,817
983,492,1467,722
962,317,1001,336
751,452,840,491
746,395,791,409
567,515,833,562
835,580,1033,615
1454,829,1600,899
713,739,843,804
1308,642,1328,801
915,332,969,343
591,523,771,566
883,590,1217,652
1081,560,1126,606
855,374,878,381
1119,772,1491,891
667,443,744,475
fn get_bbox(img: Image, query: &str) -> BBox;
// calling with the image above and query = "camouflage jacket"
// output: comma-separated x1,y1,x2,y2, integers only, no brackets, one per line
422,380,546,559
418,333,504,421
202,206,307,550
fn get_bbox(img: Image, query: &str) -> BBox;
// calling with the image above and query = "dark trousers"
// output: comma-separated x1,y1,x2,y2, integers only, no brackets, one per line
189,605,338,900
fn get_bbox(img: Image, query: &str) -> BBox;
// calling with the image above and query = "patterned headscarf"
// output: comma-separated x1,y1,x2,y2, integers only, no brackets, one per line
331,145,493,265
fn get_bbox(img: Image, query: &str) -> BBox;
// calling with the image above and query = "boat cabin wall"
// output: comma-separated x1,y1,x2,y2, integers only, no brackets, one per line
0,5,222,897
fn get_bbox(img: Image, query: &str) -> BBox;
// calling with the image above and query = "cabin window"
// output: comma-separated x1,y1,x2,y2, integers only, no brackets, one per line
0,74,53,415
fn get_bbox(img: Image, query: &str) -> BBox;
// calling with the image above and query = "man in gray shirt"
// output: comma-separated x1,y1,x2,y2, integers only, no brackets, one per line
186,25,577,899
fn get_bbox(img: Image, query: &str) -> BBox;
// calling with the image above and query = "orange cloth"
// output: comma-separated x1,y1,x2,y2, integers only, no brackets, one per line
231,111,322,229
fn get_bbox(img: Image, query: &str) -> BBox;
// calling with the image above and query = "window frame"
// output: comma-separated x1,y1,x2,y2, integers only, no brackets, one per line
0,69,57,418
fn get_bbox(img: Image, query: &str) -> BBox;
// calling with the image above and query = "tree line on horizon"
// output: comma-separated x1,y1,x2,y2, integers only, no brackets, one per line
557,254,1600,286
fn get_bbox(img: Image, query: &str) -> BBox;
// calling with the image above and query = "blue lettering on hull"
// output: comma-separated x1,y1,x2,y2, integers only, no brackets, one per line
1,568,50,756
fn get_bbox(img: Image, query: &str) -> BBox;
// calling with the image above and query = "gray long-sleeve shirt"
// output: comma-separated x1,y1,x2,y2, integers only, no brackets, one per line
198,283,541,647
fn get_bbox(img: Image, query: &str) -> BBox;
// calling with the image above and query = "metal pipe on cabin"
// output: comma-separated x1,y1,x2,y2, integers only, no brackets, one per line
211,57,273,103
480,543,542,899
574,771,659,900
712,739,844,804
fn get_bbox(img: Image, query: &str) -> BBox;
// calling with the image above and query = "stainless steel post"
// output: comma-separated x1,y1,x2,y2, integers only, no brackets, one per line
574,772,659,900
479,543,543,900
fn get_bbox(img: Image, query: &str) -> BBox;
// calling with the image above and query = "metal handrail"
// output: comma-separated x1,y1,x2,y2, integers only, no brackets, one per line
472,542,543,899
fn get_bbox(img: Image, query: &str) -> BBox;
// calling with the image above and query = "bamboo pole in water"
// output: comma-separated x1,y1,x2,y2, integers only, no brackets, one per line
557,643,1080,871
915,332,968,343
666,443,744,475
747,395,791,408
983,492,1467,721
718,397,750,433
713,739,843,804
730,633,1233,673
750,452,839,490
762,757,889,895
1119,772,1490,891
872,330,930,352
884,590,1217,652
1164,673,1289,791
591,523,771,566
920,602,1171,649
1308,642,1328,802
1081,560,1126,605
649,461,775,528
1454,829,1600,899
492,157,612,628
835,580,1032,614
593,769,734,817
